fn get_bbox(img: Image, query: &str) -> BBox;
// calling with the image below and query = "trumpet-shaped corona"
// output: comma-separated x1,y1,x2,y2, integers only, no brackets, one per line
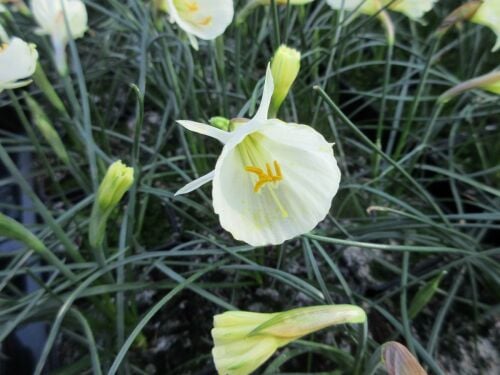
211,305,366,375
0,37,38,92
162,0,234,49
175,67,341,247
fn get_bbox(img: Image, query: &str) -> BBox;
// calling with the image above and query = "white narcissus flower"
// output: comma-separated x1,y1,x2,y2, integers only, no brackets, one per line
470,0,500,52
0,37,38,93
164,0,234,49
212,305,366,375
175,67,341,247
31,0,88,73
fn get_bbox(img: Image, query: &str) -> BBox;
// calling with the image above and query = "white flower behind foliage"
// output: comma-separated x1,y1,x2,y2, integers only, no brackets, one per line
164,0,234,49
31,0,88,73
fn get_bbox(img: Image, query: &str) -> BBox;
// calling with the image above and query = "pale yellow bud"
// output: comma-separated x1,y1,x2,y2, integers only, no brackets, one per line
269,45,301,117
89,161,134,248
438,71,500,104
97,161,134,212
211,305,366,375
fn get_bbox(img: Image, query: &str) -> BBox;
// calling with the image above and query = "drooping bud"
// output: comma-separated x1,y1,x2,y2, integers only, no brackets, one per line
24,94,70,164
438,71,500,104
89,161,134,248
436,0,483,37
382,342,428,375
211,305,366,375
0,212,45,252
269,45,301,118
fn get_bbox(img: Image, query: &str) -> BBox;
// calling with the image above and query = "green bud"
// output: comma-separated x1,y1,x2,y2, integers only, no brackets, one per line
210,116,231,131
97,160,134,212
89,160,134,248
0,212,44,252
269,45,301,118
24,94,69,164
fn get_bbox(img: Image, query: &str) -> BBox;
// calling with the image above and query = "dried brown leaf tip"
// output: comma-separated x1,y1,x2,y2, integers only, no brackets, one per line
382,342,428,375
437,0,483,36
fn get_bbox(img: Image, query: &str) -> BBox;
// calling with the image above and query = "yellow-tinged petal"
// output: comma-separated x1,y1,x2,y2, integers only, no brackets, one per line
383,0,439,21
470,0,500,52
166,0,233,43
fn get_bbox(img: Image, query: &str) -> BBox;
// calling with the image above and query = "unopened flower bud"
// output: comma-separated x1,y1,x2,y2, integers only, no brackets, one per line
89,161,134,248
438,71,500,104
24,94,69,164
269,45,301,117
212,305,366,375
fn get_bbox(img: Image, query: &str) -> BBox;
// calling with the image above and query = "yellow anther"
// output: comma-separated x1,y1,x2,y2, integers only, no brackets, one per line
245,161,283,193
186,1,199,12
197,16,212,26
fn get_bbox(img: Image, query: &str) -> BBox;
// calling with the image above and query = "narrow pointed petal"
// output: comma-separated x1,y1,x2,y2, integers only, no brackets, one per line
175,170,215,196
254,65,275,121
177,120,231,144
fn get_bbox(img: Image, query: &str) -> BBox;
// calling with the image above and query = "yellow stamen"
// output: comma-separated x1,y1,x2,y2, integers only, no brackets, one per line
245,161,283,193
186,1,199,12
197,16,212,26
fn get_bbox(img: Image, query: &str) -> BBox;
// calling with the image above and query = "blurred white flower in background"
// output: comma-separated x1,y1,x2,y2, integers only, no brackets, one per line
0,37,38,92
31,0,87,73
158,0,234,49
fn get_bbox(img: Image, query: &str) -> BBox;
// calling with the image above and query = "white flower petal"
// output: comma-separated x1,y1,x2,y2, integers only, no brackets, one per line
254,65,275,121
175,170,215,196
471,0,500,52
177,120,231,144
31,0,88,43
384,0,438,20
0,38,38,89
166,0,234,41
212,120,341,246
